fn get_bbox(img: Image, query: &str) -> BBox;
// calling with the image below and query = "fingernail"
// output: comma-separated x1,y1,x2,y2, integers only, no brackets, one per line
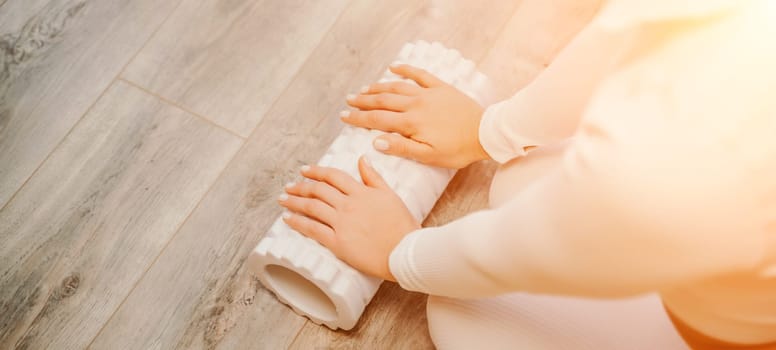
278,193,288,201
359,85,369,93
282,212,292,220
300,165,311,172
374,138,389,151
285,182,295,189
339,110,350,119
362,156,372,168
346,94,356,101
390,61,402,69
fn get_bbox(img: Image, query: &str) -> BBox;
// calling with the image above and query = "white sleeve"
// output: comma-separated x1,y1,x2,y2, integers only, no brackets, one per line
391,38,776,298
391,113,768,299
391,1,776,299
479,21,630,163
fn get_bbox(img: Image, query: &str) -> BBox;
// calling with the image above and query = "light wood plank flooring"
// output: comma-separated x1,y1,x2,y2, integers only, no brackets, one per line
0,0,600,348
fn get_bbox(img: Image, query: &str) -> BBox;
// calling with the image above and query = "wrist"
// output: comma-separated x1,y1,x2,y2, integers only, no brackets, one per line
382,263,397,282
472,109,492,163
384,220,419,282
474,140,492,162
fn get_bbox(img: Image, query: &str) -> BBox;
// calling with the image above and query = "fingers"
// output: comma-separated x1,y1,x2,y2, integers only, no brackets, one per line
357,156,388,189
341,110,414,136
389,64,444,88
285,180,345,208
361,81,422,96
301,165,361,195
347,93,414,112
282,212,336,249
278,193,337,225
373,133,433,162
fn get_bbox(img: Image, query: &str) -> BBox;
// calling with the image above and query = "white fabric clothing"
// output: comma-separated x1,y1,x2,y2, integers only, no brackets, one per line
389,0,776,344
426,293,687,350
426,143,688,350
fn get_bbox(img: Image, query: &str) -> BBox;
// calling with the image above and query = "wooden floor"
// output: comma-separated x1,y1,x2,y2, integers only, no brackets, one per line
0,1,599,349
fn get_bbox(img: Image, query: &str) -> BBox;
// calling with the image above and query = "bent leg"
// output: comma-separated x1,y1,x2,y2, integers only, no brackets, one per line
426,293,688,350
444,142,687,349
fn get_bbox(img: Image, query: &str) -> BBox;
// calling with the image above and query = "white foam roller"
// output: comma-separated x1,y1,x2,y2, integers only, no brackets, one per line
397,42,414,61
247,41,494,330
318,154,334,168
413,40,430,59
452,59,476,86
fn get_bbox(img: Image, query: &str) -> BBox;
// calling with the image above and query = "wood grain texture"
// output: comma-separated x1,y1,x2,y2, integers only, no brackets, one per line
286,160,498,350
288,283,432,350
90,1,518,349
0,81,242,349
284,2,525,349
215,0,527,346
120,0,351,137
0,0,181,209
289,1,604,347
0,0,605,348
479,0,603,99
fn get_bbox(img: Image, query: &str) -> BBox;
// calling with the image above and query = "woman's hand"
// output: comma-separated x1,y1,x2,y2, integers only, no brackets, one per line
278,156,420,281
343,63,490,169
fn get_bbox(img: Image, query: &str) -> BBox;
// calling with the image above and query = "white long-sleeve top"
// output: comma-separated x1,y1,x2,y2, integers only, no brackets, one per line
389,0,776,344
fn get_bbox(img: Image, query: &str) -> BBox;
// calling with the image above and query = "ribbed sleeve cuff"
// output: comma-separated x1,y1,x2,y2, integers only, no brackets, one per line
479,102,528,164
388,230,429,293
388,211,513,298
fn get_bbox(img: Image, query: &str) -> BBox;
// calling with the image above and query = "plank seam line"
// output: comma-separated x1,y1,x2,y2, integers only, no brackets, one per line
7,0,190,346
79,0,196,347
239,0,353,141
281,2,518,345
287,319,310,348
86,125,244,349
118,77,246,140
87,1,354,346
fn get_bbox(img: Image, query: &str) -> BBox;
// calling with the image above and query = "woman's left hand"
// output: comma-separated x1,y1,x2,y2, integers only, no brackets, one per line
278,156,420,281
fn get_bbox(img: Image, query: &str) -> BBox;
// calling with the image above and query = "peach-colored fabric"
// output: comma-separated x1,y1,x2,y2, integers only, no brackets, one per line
426,293,688,350
389,0,776,345
425,142,688,350
666,307,776,350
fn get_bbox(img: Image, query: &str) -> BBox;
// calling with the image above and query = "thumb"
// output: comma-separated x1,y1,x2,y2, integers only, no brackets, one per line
358,156,388,189
373,134,432,162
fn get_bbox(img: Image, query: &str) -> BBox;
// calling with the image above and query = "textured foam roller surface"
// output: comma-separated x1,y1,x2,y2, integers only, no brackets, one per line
247,40,493,330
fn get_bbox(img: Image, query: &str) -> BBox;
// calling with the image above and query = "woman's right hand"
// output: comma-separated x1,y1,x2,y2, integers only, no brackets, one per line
343,63,491,169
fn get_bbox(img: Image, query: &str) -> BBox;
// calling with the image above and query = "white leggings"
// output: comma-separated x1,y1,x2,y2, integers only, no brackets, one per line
425,143,689,350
